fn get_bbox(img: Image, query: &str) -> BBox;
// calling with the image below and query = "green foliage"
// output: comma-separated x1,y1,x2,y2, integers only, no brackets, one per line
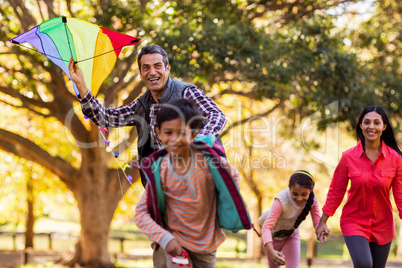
270,15,368,130
140,0,271,88
351,0,401,127
135,0,399,132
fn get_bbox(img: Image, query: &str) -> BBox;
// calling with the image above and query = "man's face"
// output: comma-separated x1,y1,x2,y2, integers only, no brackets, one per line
139,53,170,95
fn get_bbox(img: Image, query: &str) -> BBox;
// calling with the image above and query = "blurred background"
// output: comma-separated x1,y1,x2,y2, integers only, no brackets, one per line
0,0,401,267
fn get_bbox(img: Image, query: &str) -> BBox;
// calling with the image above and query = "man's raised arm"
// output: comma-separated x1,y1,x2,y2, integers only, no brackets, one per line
68,58,89,98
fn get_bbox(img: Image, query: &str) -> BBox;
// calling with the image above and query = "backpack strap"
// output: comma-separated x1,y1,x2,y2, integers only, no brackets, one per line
141,148,168,227
142,137,257,238
192,141,252,231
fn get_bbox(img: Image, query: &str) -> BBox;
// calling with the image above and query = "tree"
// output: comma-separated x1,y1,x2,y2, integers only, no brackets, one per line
1,0,399,266
144,0,387,131
1,1,142,267
349,0,402,126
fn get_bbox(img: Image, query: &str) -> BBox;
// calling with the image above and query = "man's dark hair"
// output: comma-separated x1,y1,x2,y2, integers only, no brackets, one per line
156,98,204,131
137,45,169,72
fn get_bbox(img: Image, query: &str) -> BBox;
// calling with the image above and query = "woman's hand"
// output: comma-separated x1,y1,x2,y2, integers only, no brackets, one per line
316,214,331,243
316,224,330,243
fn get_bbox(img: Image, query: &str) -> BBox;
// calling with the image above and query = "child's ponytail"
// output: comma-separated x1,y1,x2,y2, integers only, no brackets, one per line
273,170,315,239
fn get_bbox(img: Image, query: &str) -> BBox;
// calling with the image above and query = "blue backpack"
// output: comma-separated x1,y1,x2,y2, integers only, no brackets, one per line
141,135,254,233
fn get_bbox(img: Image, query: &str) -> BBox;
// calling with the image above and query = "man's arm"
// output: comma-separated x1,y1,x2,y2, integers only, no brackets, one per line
183,86,226,136
68,58,89,98
68,58,140,128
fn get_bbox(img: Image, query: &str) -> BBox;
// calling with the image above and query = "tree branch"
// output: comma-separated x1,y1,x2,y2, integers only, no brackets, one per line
35,0,46,22
221,102,281,137
66,0,74,17
0,129,76,185
238,166,262,201
104,49,139,106
0,85,52,111
123,82,145,106
45,66,78,103
42,0,58,19
0,98,52,118
6,0,37,31
106,164,140,195
210,88,256,101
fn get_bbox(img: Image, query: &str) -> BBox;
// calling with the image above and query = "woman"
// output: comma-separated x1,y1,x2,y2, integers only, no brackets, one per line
316,105,402,268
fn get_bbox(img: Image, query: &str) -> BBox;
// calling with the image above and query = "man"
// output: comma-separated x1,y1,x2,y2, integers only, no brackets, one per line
68,45,226,267
68,44,226,186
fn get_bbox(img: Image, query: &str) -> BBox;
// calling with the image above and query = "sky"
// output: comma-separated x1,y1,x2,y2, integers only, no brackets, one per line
327,0,377,28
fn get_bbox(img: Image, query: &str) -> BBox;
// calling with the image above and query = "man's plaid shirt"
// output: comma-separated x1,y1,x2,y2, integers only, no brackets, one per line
79,80,226,150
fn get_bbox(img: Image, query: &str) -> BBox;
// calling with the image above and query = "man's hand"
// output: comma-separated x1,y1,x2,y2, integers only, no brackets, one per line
68,58,88,96
165,239,183,256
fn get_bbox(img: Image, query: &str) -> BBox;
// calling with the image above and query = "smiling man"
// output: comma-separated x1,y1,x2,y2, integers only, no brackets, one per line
139,50,171,98
69,45,226,268
68,45,226,187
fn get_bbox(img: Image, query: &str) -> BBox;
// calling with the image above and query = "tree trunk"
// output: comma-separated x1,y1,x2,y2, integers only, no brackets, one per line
306,233,316,267
57,191,117,268
247,205,263,258
25,172,34,249
75,193,115,267
245,126,264,259
57,163,133,268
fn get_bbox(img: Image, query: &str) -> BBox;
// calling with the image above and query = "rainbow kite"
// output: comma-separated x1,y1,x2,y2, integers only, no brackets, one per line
10,16,140,96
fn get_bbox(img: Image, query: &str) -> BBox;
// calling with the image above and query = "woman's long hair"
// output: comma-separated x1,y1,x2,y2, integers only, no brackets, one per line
273,170,315,238
356,105,402,156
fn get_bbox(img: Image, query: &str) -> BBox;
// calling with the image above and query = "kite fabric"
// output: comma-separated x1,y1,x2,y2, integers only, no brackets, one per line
10,16,140,96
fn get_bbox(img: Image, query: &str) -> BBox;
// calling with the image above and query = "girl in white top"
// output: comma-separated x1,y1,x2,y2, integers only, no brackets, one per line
260,170,328,267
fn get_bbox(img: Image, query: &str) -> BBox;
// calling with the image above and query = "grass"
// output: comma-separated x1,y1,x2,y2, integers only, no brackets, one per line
315,235,345,258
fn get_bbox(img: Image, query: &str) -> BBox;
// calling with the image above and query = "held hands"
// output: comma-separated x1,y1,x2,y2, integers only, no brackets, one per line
165,238,184,257
315,222,330,243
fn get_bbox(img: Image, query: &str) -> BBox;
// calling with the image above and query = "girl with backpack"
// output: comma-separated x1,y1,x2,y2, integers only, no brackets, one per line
260,170,328,267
